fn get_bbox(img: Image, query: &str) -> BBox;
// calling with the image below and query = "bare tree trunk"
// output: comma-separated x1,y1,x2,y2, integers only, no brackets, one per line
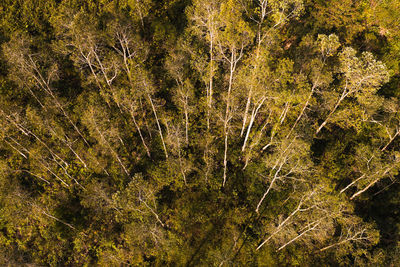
316,89,348,134
350,166,394,199
277,219,322,251
381,129,400,151
138,193,165,227
7,117,69,167
19,170,50,184
4,139,27,159
340,174,365,194
241,9,265,137
135,0,145,30
91,115,130,176
256,138,297,212
208,33,214,130
350,177,382,200
256,196,308,250
242,97,266,151
223,52,235,187
286,83,317,138
176,134,188,186
28,55,90,146
41,162,70,187
129,106,151,157
241,88,252,137
255,159,285,213
184,102,189,145
147,94,168,159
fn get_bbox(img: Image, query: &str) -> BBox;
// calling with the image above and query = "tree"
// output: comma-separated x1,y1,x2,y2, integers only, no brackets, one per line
316,47,389,134
1,0,399,265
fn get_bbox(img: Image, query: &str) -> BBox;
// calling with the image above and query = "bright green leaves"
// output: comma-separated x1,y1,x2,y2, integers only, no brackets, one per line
318,34,340,58
339,48,390,94
342,144,400,200
316,42,390,134
1,0,400,265
120,0,153,26
110,173,167,263
269,0,304,25
311,0,368,43
218,0,254,49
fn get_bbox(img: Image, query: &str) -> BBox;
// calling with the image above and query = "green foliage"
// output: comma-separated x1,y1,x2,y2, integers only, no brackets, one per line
1,0,400,266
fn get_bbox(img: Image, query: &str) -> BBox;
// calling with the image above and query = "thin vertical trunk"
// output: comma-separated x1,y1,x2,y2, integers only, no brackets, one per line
135,0,145,30
41,162,70,187
147,94,168,159
130,107,151,157
241,88,252,137
204,139,211,182
176,134,187,185
279,102,290,125
256,138,296,212
223,51,235,187
46,127,89,169
286,84,316,139
138,194,165,227
65,143,88,168
27,87,45,109
91,116,130,176
9,119,69,167
350,177,382,200
316,88,348,134
242,97,266,151
20,170,50,184
29,55,90,146
241,39,262,137
208,33,214,130
184,103,189,145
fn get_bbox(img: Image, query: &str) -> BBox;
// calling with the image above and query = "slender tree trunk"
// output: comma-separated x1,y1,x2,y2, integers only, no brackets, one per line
138,193,165,227
129,107,151,157
176,135,187,185
277,220,322,251
66,143,88,168
316,90,347,134
223,52,235,187
208,33,214,130
91,116,130,176
319,239,349,252
350,167,394,199
135,0,145,30
286,82,318,138
184,99,189,145
350,176,382,200
241,39,262,137
256,197,306,250
19,170,50,184
147,94,168,159
41,162,70,187
242,97,266,151
4,139,27,159
29,55,90,146
241,88,252,137
255,160,284,213
340,174,365,193
381,129,400,151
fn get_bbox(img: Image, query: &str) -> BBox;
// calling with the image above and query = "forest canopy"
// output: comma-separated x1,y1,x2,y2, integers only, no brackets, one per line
1,0,400,266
